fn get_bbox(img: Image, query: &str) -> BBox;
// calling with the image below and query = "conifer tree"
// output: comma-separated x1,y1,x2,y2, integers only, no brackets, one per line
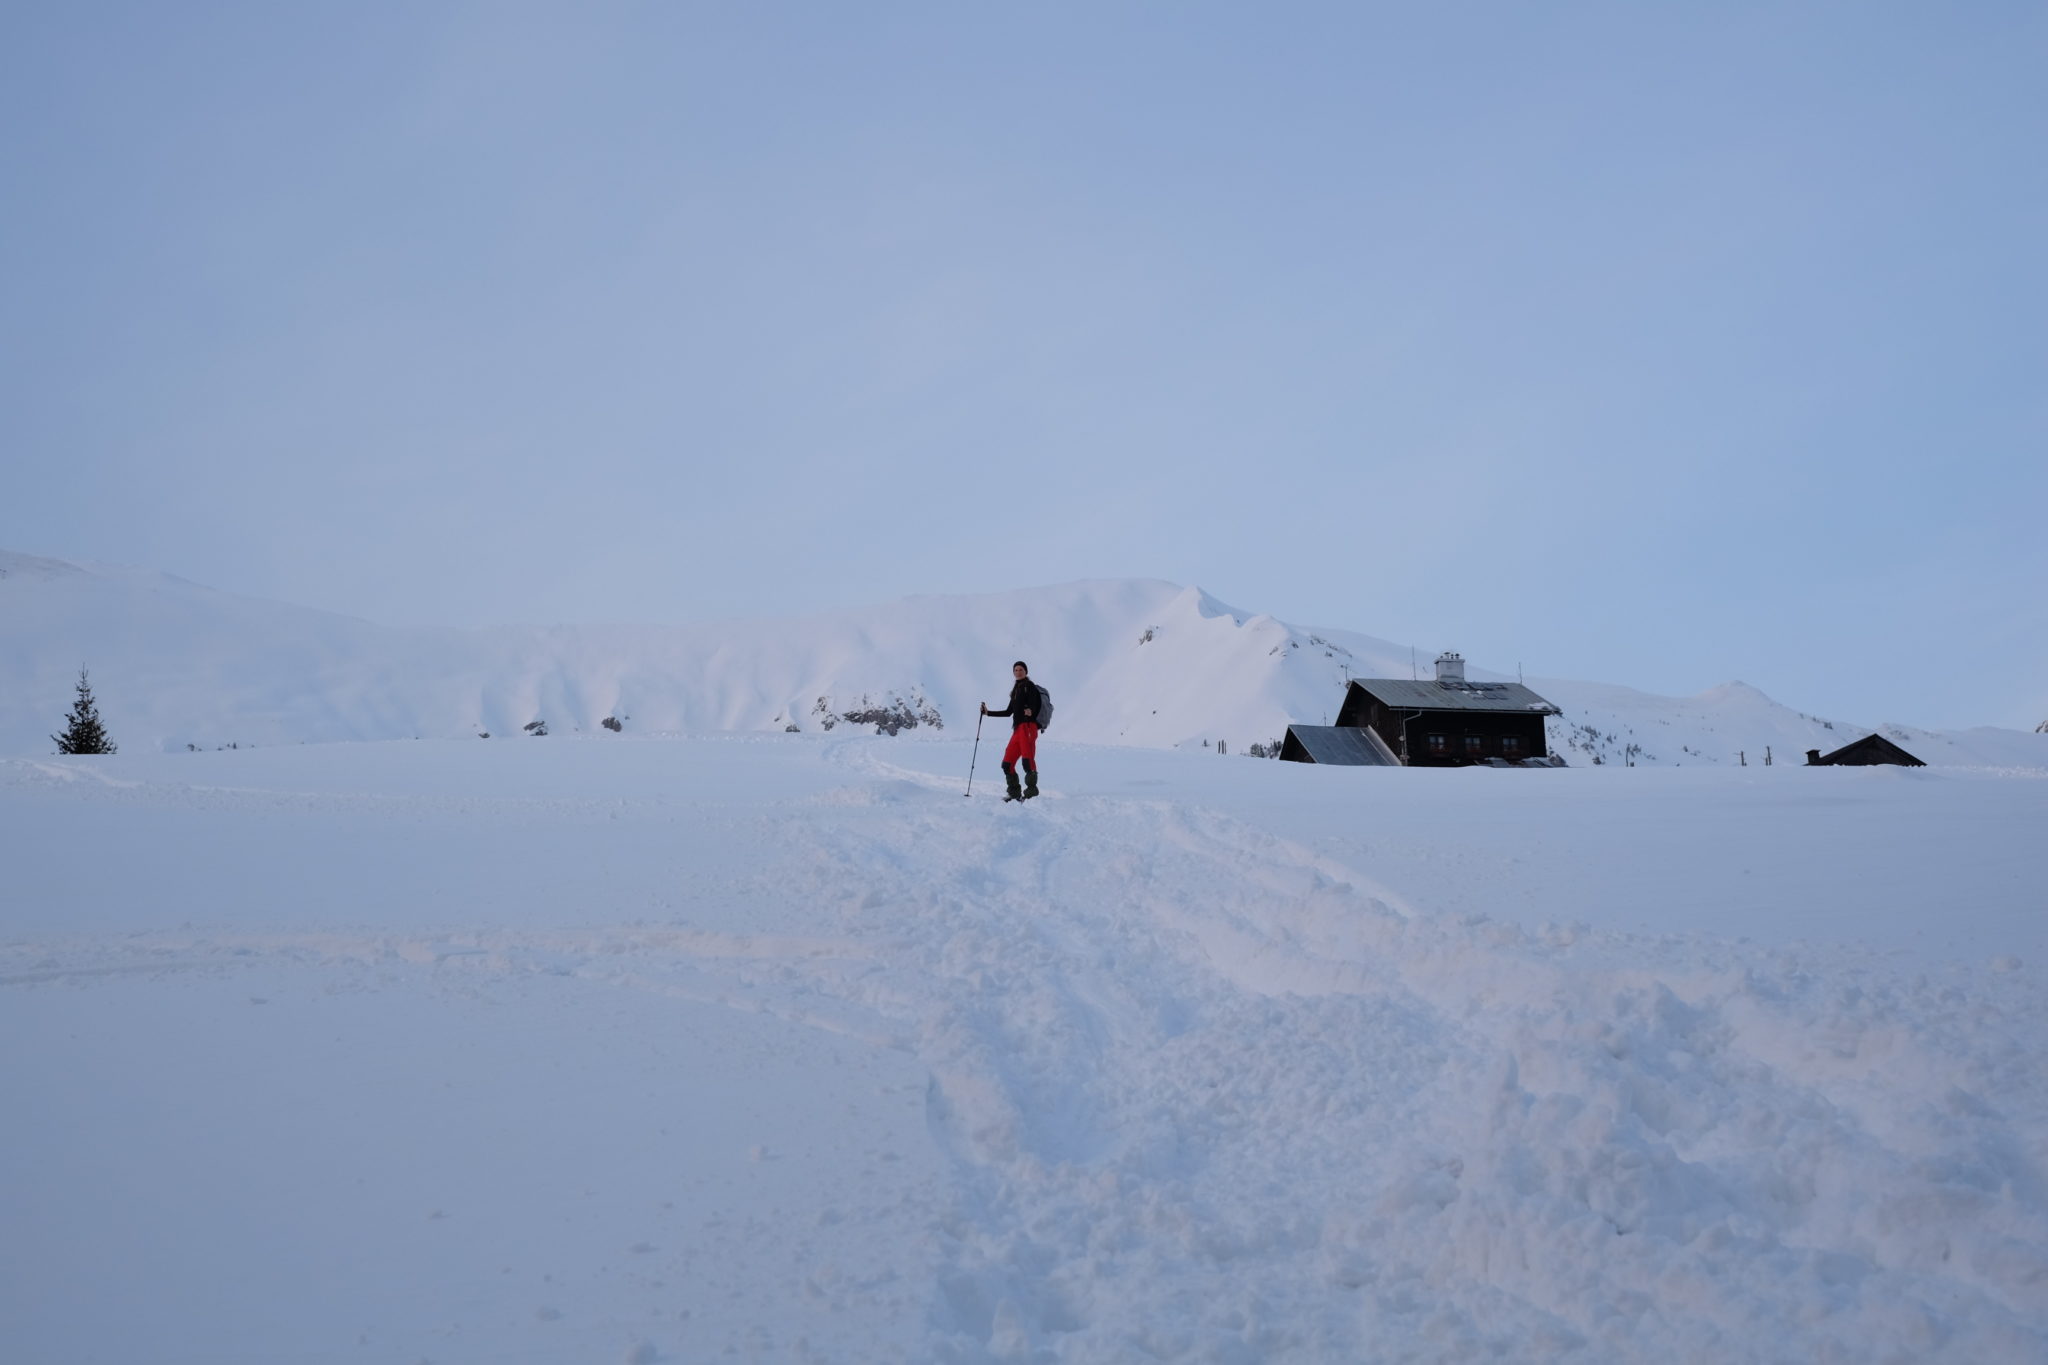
52,668,116,755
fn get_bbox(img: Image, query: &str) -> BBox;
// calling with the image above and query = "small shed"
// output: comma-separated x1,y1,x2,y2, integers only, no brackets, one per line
1279,725,1401,766
1806,734,1925,767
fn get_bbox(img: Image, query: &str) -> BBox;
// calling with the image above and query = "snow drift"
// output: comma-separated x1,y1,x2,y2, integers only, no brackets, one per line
3,736,2044,1362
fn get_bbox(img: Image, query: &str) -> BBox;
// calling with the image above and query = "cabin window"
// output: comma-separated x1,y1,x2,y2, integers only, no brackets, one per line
1502,735,1522,756
1426,733,1448,756
1464,735,1484,756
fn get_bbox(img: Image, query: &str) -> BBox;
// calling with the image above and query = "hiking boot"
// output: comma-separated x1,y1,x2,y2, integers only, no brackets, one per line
1003,762,1023,802
1022,766,1039,800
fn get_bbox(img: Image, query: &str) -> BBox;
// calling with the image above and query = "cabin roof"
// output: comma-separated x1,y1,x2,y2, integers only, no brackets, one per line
1813,733,1926,766
1284,725,1402,766
1345,677,1560,715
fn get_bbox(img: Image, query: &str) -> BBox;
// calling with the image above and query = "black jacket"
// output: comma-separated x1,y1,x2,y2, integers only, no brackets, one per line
988,678,1041,729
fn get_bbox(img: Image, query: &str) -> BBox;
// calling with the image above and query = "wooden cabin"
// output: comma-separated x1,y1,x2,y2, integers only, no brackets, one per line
1805,734,1925,767
1285,652,1562,767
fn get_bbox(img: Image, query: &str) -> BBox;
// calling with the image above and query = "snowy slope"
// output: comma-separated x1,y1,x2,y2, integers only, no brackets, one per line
4,736,2045,1362
1530,676,2048,770
4,548,2043,768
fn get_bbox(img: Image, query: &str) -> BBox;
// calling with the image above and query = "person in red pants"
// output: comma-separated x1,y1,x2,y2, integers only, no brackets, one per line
981,660,1042,801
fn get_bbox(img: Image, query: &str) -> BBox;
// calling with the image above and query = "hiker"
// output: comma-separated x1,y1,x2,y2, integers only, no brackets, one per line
981,660,1043,801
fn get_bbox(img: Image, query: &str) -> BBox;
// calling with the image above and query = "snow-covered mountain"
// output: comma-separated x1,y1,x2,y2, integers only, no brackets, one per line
3,548,2042,767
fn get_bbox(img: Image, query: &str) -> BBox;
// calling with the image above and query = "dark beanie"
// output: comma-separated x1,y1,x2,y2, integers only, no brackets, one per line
1013,660,1029,672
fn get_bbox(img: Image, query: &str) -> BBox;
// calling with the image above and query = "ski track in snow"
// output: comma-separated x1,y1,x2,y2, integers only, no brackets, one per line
5,743,2044,1362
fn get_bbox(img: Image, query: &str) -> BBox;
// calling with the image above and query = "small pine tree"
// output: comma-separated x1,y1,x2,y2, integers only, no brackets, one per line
53,668,116,755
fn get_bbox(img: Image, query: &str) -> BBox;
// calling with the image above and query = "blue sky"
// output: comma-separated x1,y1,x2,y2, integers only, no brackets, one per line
4,3,2043,729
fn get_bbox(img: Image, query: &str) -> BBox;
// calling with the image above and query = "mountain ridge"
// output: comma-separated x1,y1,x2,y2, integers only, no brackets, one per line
3,549,2041,768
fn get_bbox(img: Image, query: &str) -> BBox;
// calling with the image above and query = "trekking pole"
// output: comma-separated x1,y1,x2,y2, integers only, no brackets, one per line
965,711,985,796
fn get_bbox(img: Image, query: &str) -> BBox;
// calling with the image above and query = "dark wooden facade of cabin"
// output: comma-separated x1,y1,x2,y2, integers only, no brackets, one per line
1805,734,1925,767
1334,680,1553,768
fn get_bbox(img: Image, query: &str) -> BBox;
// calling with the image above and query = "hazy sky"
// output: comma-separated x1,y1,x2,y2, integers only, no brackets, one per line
4,3,2043,729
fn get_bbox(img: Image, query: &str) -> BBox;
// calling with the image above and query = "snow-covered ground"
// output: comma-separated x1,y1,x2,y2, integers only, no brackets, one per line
5,734,2044,1362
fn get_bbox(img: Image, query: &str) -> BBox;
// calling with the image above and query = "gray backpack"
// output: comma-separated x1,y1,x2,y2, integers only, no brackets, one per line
1033,684,1053,733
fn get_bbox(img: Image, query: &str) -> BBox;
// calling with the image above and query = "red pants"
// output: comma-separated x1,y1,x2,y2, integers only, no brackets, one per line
1003,723,1039,769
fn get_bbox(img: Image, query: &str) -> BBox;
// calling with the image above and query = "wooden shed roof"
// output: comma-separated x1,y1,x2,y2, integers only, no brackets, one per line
1281,725,1402,766
1809,733,1926,767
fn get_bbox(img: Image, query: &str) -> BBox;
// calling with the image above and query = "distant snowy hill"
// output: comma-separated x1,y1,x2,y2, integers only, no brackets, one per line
3,549,2042,767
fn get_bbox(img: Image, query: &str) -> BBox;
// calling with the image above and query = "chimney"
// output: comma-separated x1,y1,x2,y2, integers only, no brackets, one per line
1806,749,1823,766
1434,651,1466,685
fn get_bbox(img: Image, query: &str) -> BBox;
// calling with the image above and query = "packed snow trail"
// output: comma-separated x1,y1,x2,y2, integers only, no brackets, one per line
3,738,2045,1362
793,752,2048,1361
